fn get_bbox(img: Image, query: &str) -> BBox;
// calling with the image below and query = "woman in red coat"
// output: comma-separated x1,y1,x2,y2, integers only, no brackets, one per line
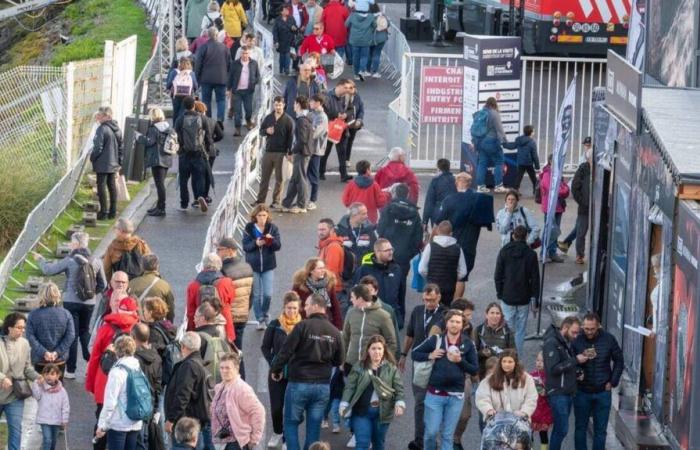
292,257,342,329
342,160,390,224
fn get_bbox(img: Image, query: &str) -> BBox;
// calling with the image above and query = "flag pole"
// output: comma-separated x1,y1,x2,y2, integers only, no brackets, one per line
525,259,546,341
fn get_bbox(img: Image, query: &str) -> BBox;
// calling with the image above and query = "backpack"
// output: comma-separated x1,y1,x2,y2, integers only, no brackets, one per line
340,245,356,281
172,70,194,97
199,333,232,383
73,254,97,301
180,114,206,155
100,324,128,373
161,340,182,386
470,108,489,140
376,14,389,32
160,128,179,155
113,248,144,280
117,363,154,421
198,278,222,311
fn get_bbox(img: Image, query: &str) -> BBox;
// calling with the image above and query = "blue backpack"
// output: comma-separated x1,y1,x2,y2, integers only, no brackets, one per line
470,108,489,140
118,363,153,421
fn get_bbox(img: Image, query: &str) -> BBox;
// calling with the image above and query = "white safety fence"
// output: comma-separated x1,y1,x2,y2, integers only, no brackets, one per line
387,49,607,170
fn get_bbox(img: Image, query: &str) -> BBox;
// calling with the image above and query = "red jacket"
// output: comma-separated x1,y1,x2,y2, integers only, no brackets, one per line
186,272,236,343
318,234,346,292
374,161,420,204
321,1,350,47
294,284,343,329
300,33,336,56
538,165,570,214
290,1,309,31
85,312,139,404
342,175,390,224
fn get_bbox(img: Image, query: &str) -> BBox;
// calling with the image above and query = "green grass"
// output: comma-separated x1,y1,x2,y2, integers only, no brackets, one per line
0,423,6,444
0,179,146,319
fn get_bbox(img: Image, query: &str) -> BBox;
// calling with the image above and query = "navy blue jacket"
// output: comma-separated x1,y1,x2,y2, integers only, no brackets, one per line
354,253,405,323
242,221,282,273
25,306,75,364
412,332,478,393
283,78,321,115
503,135,540,168
423,171,456,225
571,329,624,393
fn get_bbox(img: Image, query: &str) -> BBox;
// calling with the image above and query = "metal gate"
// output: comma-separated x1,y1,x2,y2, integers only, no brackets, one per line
398,52,606,170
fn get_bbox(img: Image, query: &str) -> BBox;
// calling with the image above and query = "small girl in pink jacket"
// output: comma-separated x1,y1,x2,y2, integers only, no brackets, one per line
31,364,70,450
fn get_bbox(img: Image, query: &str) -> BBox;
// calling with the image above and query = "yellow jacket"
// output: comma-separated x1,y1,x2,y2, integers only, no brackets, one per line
221,1,247,38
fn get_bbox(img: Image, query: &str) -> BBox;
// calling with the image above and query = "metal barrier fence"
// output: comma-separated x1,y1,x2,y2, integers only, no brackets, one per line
199,0,280,260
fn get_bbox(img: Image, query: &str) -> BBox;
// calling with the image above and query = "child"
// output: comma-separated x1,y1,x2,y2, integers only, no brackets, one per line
309,442,332,450
530,351,553,450
503,125,540,195
31,364,70,450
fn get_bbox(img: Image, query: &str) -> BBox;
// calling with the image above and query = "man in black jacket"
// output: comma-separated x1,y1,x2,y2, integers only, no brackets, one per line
559,139,592,264
320,79,353,181
542,316,582,450
227,48,260,136
132,323,164,450
282,96,313,214
257,96,294,208
270,293,344,450
90,106,123,220
571,313,623,450
164,331,214,450
195,27,230,125
418,220,467,307
494,225,540,355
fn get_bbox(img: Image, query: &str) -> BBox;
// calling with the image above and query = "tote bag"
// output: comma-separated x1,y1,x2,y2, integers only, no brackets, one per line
413,336,441,389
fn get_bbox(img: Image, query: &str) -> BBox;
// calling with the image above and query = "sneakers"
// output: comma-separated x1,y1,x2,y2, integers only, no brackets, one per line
268,433,283,448
321,420,329,429
341,175,354,182
270,203,283,211
476,185,490,193
493,185,508,193
547,254,565,263
557,240,571,253
332,424,341,433
178,204,189,212
256,320,266,331
407,440,423,450
147,209,166,217
360,71,371,78
197,197,208,212
307,202,317,211
281,206,292,213
289,207,307,214
372,72,381,78
64,371,76,379
247,320,259,326
354,74,362,81
346,434,356,448
576,256,585,264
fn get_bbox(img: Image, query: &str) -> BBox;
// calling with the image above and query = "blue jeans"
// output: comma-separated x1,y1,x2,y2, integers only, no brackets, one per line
548,394,573,450
544,212,563,257
41,424,61,450
336,45,349,61
284,382,330,450
368,42,385,73
574,390,611,450
106,429,139,450
325,398,341,426
352,46,370,75
352,407,389,450
253,270,274,321
423,392,463,450
279,51,291,74
233,88,254,128
196,423,215,450
500,302,529,355
0,399,24,450
475,137,504,187
172,96,185,123
307,155,321,202
178,154,207,208
200,83,226,122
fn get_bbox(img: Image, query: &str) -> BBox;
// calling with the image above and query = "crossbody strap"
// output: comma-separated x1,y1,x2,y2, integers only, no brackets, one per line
138,277,160,303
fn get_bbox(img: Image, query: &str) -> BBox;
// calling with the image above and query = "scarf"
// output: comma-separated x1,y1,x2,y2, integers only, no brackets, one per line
278,312,302,334
306,277,331,307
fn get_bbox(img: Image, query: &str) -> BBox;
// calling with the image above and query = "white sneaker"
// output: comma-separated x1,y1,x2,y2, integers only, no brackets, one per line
476,185,490,193
307,202,317,211
332,424,341,433
372,72,381,78
246,320,259,326
64,371,76,379
289,207,307,214
346,434,356,447
354,75,361,80
256,320,266,330
268,432,283,447
321,419,330,429
493,185,508,193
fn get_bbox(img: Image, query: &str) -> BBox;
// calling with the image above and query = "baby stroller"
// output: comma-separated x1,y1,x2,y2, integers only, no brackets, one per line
481,411,532,450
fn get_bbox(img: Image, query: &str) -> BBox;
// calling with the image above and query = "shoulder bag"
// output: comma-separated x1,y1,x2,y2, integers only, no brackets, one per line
412,336,441,389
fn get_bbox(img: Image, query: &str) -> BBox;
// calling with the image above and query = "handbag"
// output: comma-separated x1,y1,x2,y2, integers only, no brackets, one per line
519,208,542,249
327,118,348,144
12,378,32,400
412,336,441,389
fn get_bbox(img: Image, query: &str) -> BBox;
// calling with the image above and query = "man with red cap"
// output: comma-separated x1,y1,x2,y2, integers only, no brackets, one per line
86,297,140,450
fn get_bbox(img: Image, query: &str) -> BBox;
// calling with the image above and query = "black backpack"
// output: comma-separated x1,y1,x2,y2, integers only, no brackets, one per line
73,254,97,301
114,248,144,280
180,114,205,155
161,340,182,386
340,245,356,281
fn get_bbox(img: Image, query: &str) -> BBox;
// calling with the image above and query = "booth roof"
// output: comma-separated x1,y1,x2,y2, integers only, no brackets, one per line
642,87,700,185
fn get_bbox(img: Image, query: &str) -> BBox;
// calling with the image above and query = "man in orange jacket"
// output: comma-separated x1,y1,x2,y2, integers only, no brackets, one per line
317,218,346,293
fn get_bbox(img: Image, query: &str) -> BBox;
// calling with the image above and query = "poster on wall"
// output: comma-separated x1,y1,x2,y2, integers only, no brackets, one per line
419,66,463,124
669,201,700,446
646,0,695,87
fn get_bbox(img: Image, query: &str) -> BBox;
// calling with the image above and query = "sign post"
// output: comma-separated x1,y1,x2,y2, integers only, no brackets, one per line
460,35,522,180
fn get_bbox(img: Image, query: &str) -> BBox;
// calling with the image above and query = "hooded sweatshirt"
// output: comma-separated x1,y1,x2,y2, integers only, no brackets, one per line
502,135,540,168
91,120,123,174
186,270,236,342
31,380,70,425
494,240,540,306
418,235,467,280
341,175,390,224
377,199,423,266
345,12,376,47
374,161,420,204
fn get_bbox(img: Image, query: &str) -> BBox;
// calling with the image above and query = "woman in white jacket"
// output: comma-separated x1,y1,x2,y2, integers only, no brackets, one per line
495,189,540,248
475,349,538,422
95,335,143,450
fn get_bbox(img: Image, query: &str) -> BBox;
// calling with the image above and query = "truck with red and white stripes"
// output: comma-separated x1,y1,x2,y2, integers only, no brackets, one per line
445,0,633,56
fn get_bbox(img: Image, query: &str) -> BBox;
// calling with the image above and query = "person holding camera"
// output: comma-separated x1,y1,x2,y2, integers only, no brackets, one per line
210,353,265,450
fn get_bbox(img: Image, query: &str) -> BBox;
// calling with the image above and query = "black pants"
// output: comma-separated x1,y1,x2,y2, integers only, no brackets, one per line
96,172,117,216
204,156,216,199
346,127,359,163
320,136,348,179
515,165,538,193
178,154,207,207
94,403,106,450
151,166,168,210
64,302,94,372
268,375,288,434
234,323,246,379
